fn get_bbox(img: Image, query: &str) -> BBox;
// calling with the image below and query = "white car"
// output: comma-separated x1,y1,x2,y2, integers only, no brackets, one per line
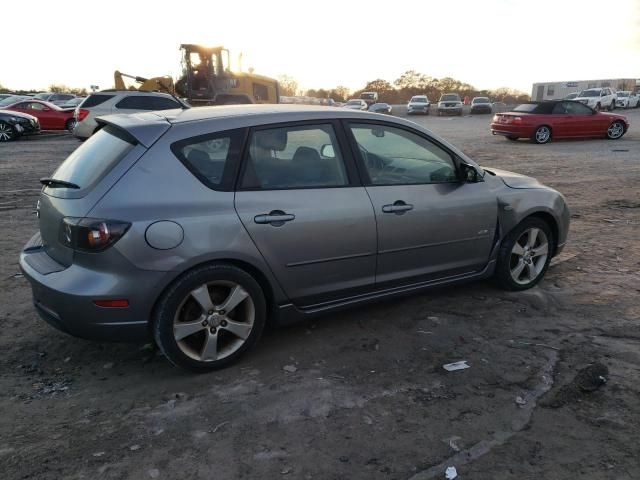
73,91,187,139
615,91,640,109
437,93,463,116
343,99,368,110
407,95,430,115
573,87,616,111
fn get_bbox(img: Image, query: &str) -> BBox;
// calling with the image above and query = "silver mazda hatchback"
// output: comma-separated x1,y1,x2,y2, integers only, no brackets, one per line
20,105,569,371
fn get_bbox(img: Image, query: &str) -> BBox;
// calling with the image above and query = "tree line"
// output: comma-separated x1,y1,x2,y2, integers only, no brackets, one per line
0,82,88,96
279,70,530,104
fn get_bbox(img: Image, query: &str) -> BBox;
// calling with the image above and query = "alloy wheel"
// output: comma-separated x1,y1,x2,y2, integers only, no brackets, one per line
534,126,551,144
0,123,14,142
509,227,549,285
173,281,255,362
607,121,624,139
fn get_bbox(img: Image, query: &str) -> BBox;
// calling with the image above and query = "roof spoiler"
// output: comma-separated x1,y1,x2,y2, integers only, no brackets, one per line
95,112,171,148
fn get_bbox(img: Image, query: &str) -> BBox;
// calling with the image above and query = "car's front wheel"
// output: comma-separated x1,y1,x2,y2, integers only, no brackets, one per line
606,121,625,140
495,217,554,291
532,125,551,144
0,122,16,142
153,263,267,372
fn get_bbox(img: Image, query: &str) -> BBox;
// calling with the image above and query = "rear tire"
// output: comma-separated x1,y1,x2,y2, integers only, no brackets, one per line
153,263,267,372
0,122,16,142
532,125,552,144
65,119,76,132
494,217,554,291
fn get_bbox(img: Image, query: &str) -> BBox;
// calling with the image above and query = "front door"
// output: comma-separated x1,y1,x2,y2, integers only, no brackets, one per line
234,122,377,306
345,121,497,287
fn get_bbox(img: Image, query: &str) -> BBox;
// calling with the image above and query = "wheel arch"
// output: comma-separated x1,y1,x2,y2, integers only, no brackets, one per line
527,211,559,256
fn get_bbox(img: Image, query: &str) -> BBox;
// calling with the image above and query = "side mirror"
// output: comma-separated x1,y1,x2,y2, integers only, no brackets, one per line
320,144,335,158
459,162,479,182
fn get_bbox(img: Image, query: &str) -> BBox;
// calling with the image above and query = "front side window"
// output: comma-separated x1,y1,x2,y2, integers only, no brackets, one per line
349,123,458,185
241,124,348,190
27,102,46,110
564,102,592,115
171,129,244,190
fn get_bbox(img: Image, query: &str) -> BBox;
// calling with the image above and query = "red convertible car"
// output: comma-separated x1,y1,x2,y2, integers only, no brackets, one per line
490,100,629,144
5,100,75,131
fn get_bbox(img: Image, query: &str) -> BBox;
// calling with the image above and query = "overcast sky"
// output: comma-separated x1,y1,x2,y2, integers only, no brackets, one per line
4,0,639,94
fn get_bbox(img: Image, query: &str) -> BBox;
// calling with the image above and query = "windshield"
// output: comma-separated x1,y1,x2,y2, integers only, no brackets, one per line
411,97,427,103
0,97,23,106
441,94,459,101
473,97,489,103
579,90,600,97
361,93,376,99
617,92,629,97
34,93,50,99
46,126,136,191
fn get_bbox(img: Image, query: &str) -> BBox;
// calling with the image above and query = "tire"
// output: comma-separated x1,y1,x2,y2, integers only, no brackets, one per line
153,263,267,372
65,118,76,132
531,125,552,144
606,120,625,140
507,136,519,141
0,121,16,142
494,217,554,291
609,101,615,111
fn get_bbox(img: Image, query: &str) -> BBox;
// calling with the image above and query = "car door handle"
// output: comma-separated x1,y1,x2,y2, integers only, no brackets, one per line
254,210,295,226
382,201,414,214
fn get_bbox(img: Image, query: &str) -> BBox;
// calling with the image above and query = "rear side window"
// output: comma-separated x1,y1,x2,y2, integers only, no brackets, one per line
81,94,115,108
115,95,180,110
171,129,245,191
46,126,135,192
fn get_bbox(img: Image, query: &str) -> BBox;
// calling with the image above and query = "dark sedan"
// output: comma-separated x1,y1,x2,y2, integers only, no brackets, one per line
0,110,41,142
368,102,393,114
490,100,629,144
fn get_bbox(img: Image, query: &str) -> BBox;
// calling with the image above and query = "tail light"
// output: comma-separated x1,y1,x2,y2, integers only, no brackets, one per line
513,116,523,125
492,114,499,122
76,108,90,122
60,218,131,252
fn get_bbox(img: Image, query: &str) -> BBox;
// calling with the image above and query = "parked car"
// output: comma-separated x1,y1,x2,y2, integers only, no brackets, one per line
0,110,40,142
20,105,569,371
470,97,492,114
0,95,31,107
368,103,393,114
563,92,579,100
33,92,53,101
5,100,76,131
407,95,430,115
490,100,629,144
0,94,15,101
73,91,187,140
342,99,368,110
59,97,86,109
615,91,639,109
437,93,463,116
573,87,616,111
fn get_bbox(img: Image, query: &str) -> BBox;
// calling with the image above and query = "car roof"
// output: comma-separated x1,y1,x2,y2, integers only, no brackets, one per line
97,90,178,98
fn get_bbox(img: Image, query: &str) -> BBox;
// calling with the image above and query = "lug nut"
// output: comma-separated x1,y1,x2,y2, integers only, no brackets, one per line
202,320,208,326
219,310,225,315
208,310,213,315
210,327,217,334
221,320,227,327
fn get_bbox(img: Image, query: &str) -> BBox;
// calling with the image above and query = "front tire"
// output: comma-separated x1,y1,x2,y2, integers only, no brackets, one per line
494,217,554,291
0,122,16,142
532,125,552,144
606,121,625,140
153,263,267,372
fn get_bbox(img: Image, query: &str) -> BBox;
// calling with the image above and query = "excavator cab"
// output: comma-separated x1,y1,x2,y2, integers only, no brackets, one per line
176,44,236,105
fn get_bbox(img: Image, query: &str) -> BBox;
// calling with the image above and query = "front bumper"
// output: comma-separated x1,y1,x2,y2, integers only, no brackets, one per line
471,106,492,113
438,106,462,114
14,119,40,136
407,105,429,114
19,232,166,342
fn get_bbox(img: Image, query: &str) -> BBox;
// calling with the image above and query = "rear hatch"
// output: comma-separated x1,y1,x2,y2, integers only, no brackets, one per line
38,115,169,266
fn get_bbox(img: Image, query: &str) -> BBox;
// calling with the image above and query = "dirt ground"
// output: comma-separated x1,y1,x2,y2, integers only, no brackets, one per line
1,110,639,480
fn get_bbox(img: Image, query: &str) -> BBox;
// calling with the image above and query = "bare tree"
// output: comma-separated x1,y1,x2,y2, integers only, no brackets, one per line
277,75,299,97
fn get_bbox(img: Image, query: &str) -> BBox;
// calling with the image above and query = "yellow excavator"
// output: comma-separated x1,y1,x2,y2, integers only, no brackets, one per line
114,44,279,106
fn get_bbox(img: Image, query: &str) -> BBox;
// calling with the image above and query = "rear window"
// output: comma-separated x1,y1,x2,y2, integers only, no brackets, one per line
170,129,245,191
46,126,135,192
81,94,115,108
513,103,555,114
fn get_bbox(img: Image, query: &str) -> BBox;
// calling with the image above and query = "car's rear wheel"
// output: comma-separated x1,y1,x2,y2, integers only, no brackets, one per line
606,121,625,140
495,217,554,291
0,122,17,142
532,125,551,144
65,118,76,132
153,263,267,372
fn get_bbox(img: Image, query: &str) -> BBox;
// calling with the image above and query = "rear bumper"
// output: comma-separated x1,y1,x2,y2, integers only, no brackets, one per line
490,124,531,137
72,118,96,140
19,233,165,342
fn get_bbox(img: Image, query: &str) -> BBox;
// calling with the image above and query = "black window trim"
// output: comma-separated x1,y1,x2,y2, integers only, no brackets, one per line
170,127,248,192
115,95,181,111
235,119,362,192
341,118,474,187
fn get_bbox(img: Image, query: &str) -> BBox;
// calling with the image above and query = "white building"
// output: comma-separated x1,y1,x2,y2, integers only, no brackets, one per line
531,78,638,101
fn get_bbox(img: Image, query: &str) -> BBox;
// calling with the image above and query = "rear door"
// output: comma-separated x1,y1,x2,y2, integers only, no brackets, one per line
345,121,497,287
234,121,377,307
